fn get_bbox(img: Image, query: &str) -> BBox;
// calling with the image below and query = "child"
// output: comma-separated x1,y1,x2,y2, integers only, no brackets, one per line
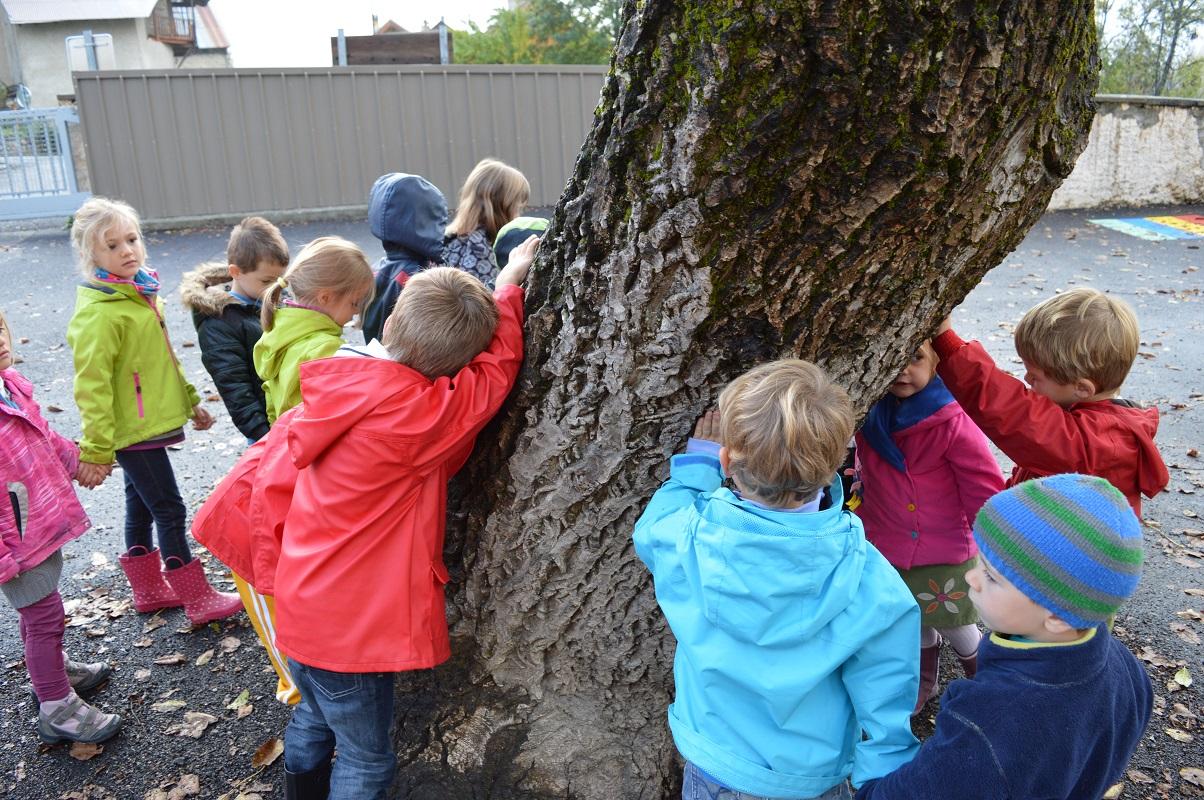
1,310,122,744
180,216,289,442
634,360,921,800
180,216,297,704
493,215,549,268
360,172,447,344
854,342,1003,712
856,474,1153,799
253,236,374,423
935,287,1169,516
442,158,530,286
192,236,539,799
67,197,243,627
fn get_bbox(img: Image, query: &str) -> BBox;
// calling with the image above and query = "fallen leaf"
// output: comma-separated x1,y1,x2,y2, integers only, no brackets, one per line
237,703,253,719
133,637,153,648
164,711,218,739
1102,783,1123,799
1187,589,1204,597
69,741,104,760
1166,727,1194,743
1139,646,1174,667
225,689,250,710
1171,622,1201,645
1175,667,1193,688
1183,767,1204,787
219,636,242,654
154,653,186,666
1128,770,1154,784
143,615,167,633
134,668,152,680
1189,448,1200,459
151,699,187,713
89,552,109,567
1177,609,1204,621
195,649,214,667
46,405,63,413
251,737,283,768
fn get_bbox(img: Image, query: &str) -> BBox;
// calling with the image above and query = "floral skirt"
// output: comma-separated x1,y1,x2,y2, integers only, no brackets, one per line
897,556,979,628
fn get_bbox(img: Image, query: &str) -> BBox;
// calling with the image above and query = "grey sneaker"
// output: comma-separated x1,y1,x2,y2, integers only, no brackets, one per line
63,653,113,693
37,692,122,744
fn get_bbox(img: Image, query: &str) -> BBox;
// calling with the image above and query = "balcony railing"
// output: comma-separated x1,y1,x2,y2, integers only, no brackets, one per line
148,5,195,46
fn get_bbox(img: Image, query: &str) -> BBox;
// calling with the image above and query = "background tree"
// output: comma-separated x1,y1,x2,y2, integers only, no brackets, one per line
455,0,619,64
1097,0,1204,95
394,1,1098,798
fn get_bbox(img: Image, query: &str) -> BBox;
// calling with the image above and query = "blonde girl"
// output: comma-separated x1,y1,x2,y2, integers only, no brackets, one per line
442,158,530,286
253,236,374,423
67,197,243,627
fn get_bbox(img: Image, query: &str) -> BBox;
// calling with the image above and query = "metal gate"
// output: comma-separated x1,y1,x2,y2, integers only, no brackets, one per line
0,107,90,220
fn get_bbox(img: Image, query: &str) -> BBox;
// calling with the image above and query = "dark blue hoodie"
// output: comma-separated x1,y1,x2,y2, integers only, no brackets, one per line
362,173,447,343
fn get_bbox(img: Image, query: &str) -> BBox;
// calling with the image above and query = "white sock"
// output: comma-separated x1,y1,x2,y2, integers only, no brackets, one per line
938,624,982,658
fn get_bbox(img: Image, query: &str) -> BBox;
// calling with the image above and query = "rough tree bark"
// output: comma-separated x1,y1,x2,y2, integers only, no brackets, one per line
392,1,1097,798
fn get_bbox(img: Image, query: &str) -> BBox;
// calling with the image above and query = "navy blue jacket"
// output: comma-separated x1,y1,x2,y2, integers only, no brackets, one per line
857,626,1152,800
361,173,447,343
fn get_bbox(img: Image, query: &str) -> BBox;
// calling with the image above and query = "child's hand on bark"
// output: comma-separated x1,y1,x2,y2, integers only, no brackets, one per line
693,409,721,444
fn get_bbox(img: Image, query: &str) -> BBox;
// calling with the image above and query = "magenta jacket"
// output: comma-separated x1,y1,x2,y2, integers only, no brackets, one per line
0,369,89,583
855,402,1003,570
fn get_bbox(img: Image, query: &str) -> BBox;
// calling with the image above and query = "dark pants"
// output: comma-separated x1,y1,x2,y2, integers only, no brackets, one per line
115,447,191,565
284,658,397,800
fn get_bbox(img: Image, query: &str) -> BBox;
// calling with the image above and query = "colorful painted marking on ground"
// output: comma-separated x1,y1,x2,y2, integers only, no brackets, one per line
1088,214,1204,241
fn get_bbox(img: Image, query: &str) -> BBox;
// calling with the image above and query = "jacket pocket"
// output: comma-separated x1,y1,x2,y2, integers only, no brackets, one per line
431,562,449,586
7,482,28,537
132,371,145,418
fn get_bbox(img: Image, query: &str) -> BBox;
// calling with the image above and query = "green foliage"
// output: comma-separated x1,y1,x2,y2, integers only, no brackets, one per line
454,0,619,64
1097,0,1204,96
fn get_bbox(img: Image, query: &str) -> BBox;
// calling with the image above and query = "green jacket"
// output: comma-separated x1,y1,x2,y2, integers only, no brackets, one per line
253,307,344,423
67,282,201,464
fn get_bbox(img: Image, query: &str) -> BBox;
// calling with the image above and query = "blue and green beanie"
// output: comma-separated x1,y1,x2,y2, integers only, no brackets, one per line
973,474,1143,628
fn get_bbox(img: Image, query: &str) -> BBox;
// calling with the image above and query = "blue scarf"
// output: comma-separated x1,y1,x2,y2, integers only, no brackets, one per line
94,268,161,299
861,375,955,472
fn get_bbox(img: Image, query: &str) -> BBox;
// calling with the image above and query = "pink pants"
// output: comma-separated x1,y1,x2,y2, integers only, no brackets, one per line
18,590,70,702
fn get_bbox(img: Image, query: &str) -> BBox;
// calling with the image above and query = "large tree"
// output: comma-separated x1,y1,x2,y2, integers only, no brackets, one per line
393,1,1098,798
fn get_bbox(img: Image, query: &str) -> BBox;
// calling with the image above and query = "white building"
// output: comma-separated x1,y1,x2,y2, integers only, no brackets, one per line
0,0,231,108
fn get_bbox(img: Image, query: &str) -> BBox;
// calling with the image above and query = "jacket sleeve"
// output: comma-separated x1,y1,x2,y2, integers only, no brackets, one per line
68,306,123,465
944,412,1004,527
933,331,1091,476
841,598,922,787
406,284,526,468
362,271,403,344
854,709,1009,800
198,317,270,441
632,449,723,572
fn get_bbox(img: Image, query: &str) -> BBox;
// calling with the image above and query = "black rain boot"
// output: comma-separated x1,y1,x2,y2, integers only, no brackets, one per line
284,760,332,800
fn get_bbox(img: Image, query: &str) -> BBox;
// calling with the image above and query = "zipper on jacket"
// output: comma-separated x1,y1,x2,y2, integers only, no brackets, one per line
133,371,145,418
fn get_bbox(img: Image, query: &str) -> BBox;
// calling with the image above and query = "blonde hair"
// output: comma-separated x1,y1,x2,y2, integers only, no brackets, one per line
70,197,144,278
446,158,530,240
718,359,853,508
228,216,289,271
382,267,499,378
260,237,374,331
1014,287,1140,393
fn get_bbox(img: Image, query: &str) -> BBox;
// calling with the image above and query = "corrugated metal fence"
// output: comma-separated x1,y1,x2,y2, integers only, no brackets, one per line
74,65,608,222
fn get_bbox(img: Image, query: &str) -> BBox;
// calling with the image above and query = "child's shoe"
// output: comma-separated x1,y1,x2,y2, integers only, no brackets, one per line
912,635,942,715
284,761,332,800
162,558,244,626
63,652,113,693
37,692,122,744
118,547,182,612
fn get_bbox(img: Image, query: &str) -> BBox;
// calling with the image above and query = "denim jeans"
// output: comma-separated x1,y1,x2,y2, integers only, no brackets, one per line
115,447,190,564
682,763,852,800
284,658,397,800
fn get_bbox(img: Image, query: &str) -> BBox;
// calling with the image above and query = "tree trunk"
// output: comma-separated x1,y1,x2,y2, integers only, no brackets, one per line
391,1,1097,798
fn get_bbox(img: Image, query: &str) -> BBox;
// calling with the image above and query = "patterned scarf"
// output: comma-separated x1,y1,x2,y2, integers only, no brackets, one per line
860,375,955,472
94,267,161,299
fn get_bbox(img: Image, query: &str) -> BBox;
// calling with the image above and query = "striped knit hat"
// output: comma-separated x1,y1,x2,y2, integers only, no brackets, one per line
973,474,1142,628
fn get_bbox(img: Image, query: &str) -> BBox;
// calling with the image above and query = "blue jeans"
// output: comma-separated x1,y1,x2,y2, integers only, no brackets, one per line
683,763,852,800
115,447,190,564
285,659,397,800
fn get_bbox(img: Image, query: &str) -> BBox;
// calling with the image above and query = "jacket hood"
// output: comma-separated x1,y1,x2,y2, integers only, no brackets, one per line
255,309,340,382
286,356,425,468
179,261,235,316
368,173,447,267
894,400,961,437
694,480,868,644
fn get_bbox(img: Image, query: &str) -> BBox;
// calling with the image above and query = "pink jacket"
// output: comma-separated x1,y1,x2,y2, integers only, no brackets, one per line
855,402,1003,570
0,369,89,583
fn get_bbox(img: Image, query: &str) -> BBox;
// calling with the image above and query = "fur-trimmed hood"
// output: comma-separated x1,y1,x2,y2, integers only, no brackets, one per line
180,261,236,318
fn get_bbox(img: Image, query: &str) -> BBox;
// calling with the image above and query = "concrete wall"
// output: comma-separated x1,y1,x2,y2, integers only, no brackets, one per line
1049,96,1204,210
5,18,228,107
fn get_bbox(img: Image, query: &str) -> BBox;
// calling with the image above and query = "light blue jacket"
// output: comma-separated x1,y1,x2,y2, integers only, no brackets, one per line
633,450,920,799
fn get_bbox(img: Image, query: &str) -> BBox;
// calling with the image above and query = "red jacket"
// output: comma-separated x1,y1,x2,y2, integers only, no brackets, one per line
933,330,1168,517
193,284,524,672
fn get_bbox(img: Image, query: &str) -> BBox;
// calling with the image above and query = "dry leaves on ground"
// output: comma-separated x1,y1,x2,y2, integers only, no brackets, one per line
164,712,218,739
144,773,201,800
251,737,283,769
68,742,103,761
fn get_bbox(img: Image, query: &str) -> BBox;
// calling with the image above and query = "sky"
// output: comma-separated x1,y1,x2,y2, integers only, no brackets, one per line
207,1,508,68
